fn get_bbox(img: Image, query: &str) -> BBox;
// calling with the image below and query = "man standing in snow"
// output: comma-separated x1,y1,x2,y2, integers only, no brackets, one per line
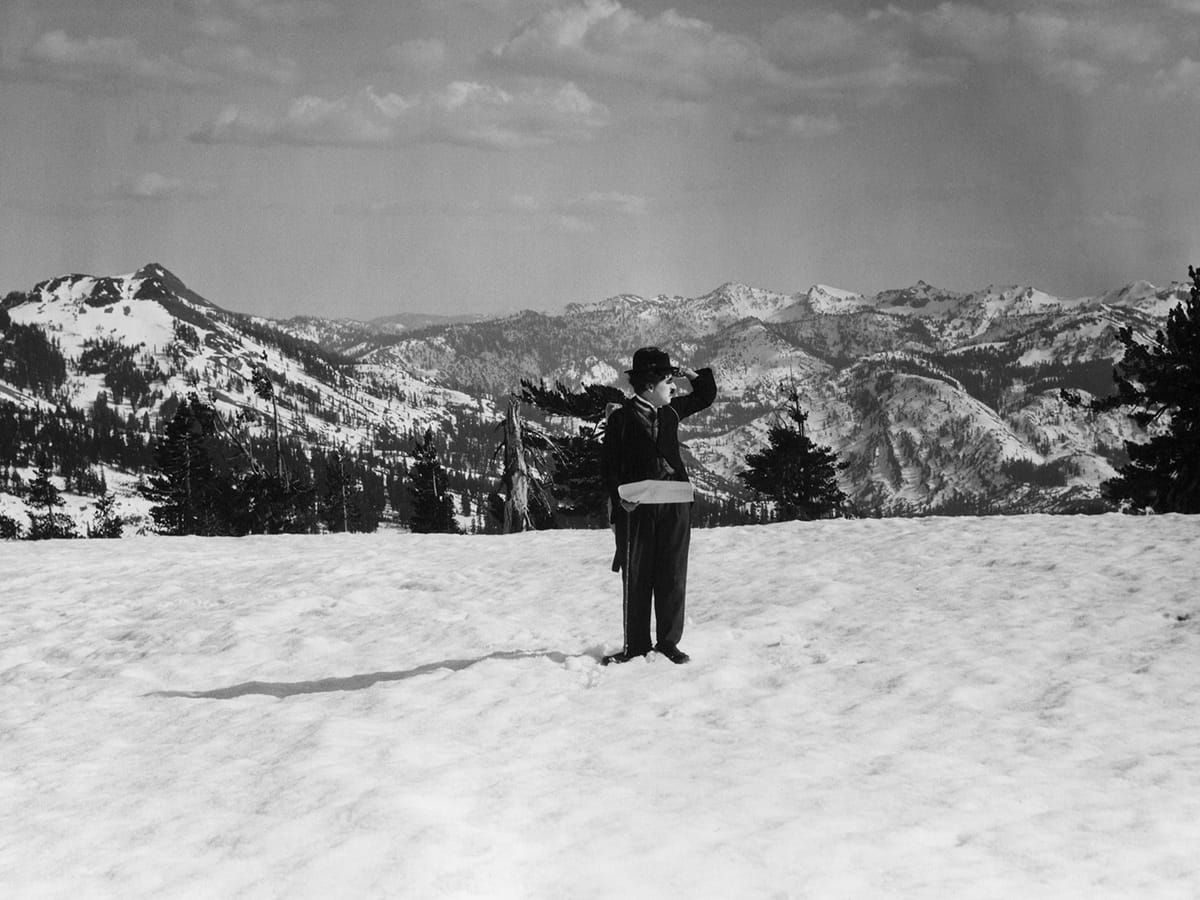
602,347,717,666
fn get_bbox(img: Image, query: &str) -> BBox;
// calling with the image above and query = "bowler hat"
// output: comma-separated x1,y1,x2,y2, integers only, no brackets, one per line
626,346,680,376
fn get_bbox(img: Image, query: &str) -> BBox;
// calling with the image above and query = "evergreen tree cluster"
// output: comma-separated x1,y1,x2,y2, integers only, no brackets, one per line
407,428,461,534
26,462,76,539
140,392,390,536
0,401,154,487
738,388,848,521
77,338,163,408
0,308,68,394
17,260,1198,533
1066,265,1200,513
515,378,625,527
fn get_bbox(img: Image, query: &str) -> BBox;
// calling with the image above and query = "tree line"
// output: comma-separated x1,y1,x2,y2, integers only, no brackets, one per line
4,263,1200,537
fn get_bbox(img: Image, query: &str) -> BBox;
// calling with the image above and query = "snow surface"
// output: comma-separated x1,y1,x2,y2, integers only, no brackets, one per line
3,516,1199,899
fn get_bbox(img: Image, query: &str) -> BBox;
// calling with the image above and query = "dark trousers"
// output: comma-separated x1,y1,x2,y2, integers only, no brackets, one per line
619,502,691,654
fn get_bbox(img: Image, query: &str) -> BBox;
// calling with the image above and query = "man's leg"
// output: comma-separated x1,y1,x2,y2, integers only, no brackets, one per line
621,505,656,656
653,502,691,650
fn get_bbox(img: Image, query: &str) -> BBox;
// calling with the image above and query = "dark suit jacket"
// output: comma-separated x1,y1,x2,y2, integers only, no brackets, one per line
603,367,717,526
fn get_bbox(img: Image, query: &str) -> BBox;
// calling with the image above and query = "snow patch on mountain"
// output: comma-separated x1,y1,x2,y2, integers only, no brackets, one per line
5,264,486,458
872,280,966,315
4,264,1183,518
1098,280,1190,318
696,282,797,321
10,271,180,386
806,284,870,315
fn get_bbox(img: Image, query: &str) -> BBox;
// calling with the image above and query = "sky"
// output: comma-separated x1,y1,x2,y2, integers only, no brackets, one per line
3,516,1200,897
2,0,1199,320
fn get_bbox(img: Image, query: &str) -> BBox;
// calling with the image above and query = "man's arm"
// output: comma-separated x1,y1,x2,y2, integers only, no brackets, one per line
602,406,626,519
670,367,717,420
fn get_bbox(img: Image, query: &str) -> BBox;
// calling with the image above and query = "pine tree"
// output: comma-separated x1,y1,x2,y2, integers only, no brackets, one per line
318,449,378,533
0,512,21,540
738,389,848,521
89,488,124,538
408,428,461,534
141,393,229,535
515,379,625,526
1067,265,1200,513
27,461,76,539
387,461,413,525
251,362,284,481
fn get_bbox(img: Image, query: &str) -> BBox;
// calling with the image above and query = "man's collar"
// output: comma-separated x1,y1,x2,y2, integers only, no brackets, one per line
631,394,656,415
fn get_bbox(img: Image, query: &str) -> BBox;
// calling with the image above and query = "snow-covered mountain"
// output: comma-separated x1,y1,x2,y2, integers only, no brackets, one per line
0,264,492,531
281,311,485,356
358,277,1183,514
1,263,481,443
1,265,1185,526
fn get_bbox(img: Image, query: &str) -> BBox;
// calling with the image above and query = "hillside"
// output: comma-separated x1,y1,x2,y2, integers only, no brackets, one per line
357,278,1182,514
0,264,1185,531
0,264,494,534
4,517,1200,895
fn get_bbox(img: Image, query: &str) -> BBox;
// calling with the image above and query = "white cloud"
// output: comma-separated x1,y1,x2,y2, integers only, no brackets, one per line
113,172,217,201
733,112,843,143
500,190,648,233
486,0,795,102
201,0,340,27
331,199,412,216
764,11,873,67
221,0,341,27
22,30,220,88
562,191,648,218
908,3,1170,65
190,81,610,150
330,189,644,229
1160,0,1200,14
485,0,976,124
762,4,1177,100
189,14,243,40
900,3,1172,92
905,4,1013,64
18,29,300,89
1039,56,1105,94
499,190,648,234
179,0,340,38
182,42,299,85
550,215,594,234
1013,10,1167,66
385,38,447,74
1086,211,1147,231
135,117,171,144
1150,56,1200,98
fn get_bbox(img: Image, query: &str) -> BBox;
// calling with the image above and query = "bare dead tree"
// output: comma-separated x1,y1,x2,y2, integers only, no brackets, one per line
500,399,534,533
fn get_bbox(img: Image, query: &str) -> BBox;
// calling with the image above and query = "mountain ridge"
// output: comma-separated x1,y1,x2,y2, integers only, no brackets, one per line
1,263,1183,529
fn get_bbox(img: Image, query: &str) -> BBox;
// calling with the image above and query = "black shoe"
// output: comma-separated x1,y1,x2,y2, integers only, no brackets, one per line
601,649,649,666
654,643,690,665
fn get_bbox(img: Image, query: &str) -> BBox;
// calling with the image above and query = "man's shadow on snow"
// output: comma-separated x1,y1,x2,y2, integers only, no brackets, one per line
147,648,605,701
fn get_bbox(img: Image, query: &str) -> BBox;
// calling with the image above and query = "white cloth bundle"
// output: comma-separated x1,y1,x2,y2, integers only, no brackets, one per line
617,480,695,505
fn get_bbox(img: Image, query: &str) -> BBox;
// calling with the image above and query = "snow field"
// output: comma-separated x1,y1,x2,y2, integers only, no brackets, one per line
2,515,1199,898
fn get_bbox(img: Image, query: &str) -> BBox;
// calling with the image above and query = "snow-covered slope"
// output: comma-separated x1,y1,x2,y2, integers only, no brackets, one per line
0,264,493,531
3,265,1187,519
3,516,1199,896
770,284,871,321
364,276,1183,513
4,264,480,446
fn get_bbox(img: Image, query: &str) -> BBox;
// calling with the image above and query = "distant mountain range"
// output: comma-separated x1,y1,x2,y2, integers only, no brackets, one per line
1,262,1182,528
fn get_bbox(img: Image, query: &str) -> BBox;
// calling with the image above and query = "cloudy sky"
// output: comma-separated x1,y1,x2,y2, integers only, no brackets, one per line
2,0,1199,319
